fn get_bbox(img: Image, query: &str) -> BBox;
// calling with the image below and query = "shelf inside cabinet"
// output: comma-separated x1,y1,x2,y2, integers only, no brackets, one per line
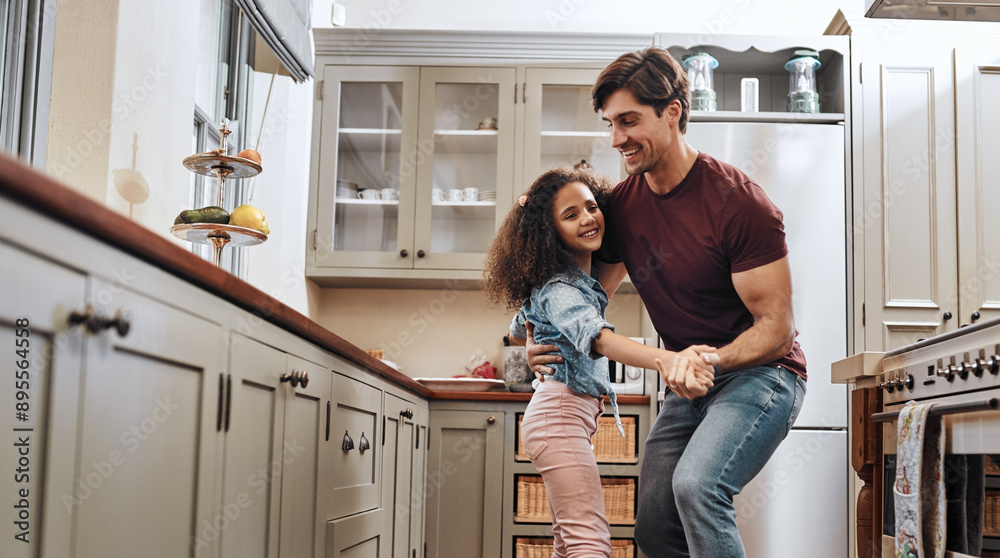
433,129,498,154
539,131,613,156
338,128,402,153
430,202,498,220
688,111,845,124
334,197,399,218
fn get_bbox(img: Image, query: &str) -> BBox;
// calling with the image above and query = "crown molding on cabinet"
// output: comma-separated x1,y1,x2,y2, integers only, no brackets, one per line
313,28,654,63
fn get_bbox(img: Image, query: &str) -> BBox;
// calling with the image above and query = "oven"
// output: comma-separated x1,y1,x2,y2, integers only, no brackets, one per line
871,318,1000,557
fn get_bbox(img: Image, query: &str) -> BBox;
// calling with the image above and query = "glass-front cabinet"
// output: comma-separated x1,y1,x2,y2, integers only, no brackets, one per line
414,67,516,270
315,65,419,269
521,68,624,189
311,65,516,275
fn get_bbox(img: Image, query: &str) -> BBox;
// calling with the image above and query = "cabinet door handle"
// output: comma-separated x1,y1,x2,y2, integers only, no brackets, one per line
224,374,232,432
943,311,953,321
972,311,982,323
417,250,425,258
216,374,225,432
401,408,414,419
400,249,408,258
298,370,309,388
280,370,301,388
69,304,131,337
487,415,496,425
326,402,331,442
358,432,370,454
342,430,355,451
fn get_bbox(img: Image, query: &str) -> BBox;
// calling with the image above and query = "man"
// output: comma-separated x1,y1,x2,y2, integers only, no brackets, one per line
527,47,807,557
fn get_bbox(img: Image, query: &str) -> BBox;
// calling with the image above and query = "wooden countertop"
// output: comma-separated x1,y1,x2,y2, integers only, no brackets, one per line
0,154,434,398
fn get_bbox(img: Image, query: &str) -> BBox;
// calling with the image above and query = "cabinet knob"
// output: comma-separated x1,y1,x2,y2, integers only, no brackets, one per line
971,311,982,323
417,250,425,258
342,430,355,451
486,416,496,425
281,370,302,388
298,370,309,388
401,408,414,419
400,249,408,258
943,311,953,321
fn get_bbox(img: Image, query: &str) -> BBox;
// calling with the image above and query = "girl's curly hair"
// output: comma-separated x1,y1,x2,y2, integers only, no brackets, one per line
482,166,613,311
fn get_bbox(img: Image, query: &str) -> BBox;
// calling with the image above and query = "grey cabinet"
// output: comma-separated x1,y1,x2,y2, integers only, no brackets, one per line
837,16,1000,350
72,278,224,558
0,239,87,558
325,508,388,558
425,408,506,558
327,371,383,519
382,393,428,558
221,335,330,558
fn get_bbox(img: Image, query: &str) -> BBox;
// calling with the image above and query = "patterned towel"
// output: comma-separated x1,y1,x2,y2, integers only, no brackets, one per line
894,401,946,558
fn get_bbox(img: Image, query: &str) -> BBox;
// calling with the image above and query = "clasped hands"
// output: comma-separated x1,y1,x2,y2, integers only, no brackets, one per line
524,323,718,400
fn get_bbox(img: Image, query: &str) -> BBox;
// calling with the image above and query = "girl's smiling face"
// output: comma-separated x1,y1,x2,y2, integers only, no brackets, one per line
551,181,604,270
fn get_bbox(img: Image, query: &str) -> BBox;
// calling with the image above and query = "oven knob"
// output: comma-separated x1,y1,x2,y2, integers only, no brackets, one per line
625,365,642,381
877,374,894,393
989,355,1000,375
956,362,970,380
973,358,987,377
903,373,914,391
936,366,955,382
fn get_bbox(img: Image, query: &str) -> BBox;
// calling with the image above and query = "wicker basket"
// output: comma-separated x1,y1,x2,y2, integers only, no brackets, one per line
986,489,1000,536
514,537,635,558
515,476,636,525
516,414,637,463
987,455,1000,475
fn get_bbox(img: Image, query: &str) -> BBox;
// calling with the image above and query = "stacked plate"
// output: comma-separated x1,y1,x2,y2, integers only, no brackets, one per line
336,179,358,199
478,190,496,202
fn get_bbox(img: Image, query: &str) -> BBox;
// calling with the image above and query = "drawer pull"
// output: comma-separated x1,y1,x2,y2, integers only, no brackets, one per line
358,432,370,454
400,408,414,420
342,430,355,451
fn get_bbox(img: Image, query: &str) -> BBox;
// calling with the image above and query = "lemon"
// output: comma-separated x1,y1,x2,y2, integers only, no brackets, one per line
230,204,270,235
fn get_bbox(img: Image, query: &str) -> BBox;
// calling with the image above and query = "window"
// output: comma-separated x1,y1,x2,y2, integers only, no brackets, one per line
192,0,255,276
0,0,53,165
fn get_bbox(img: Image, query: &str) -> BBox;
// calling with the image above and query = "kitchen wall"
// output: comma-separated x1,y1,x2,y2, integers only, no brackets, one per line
38,0,865,379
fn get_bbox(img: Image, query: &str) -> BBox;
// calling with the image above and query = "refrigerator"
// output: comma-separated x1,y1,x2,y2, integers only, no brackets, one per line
676,121,850,557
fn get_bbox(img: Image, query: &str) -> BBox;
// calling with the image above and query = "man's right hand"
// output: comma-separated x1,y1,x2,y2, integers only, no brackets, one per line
525,322,563,380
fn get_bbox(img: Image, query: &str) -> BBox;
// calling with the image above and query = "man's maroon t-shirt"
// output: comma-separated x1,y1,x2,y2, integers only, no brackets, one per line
603,152,807,380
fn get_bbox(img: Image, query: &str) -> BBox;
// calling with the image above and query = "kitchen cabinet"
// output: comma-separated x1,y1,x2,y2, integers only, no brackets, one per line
327,370,383,518
220,333,330,558
383,393,428,558
325,508,387,558
0,240,86,558
0,175,430,558
425,407,506,558
307,30,651,287
830,14,1000,351
309,64,516,278
520,67,625,192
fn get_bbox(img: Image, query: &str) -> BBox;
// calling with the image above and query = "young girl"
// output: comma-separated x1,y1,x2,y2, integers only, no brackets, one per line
482,166,716,558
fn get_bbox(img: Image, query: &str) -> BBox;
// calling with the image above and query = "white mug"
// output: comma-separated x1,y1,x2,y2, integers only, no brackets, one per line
359,189,379,200
463,187,479,202
381,188,398,201
447,189,463,202
432,188,444,202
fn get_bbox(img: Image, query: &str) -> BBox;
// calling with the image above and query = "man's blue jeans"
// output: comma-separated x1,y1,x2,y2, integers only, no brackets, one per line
634,365,806,558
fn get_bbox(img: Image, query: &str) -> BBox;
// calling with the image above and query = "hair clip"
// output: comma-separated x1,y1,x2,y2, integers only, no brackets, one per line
518,195,528,207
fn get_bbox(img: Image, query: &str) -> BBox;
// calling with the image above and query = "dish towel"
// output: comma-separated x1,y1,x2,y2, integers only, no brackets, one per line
894,401,946,558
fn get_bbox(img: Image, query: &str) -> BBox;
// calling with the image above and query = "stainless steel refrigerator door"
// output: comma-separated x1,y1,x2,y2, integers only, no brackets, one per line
686,121,848,429
733,429,849,558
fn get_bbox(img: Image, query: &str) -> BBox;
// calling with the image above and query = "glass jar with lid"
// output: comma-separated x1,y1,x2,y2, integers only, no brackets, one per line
682,53,719,112
785,49,821,113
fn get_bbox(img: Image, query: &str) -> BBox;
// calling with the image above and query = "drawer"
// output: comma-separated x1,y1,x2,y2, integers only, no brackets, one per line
327,372,382,519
